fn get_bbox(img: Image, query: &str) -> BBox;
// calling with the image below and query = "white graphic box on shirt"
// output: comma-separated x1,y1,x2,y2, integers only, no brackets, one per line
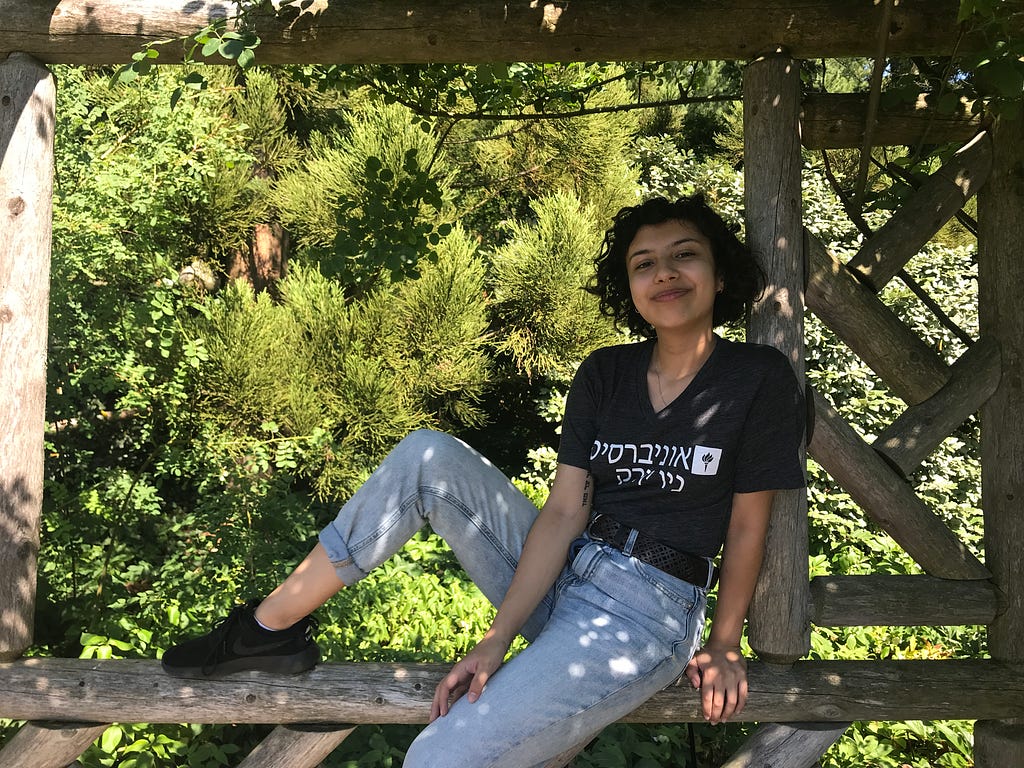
691,445,722,476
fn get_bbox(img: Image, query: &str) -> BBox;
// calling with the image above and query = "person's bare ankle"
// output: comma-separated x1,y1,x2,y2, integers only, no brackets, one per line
253,600,295,631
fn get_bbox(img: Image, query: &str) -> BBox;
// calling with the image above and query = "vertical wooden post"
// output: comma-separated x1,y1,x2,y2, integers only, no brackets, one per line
975,113,1024,766
742,53,811,663
0,52,55,661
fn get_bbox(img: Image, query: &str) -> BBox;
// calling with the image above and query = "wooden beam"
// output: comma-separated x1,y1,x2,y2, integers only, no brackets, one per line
807,387,990,580
847,131,992,291
0,0,1011,66
801,92,984,150
874,336,1001,478
721,722,849,768
0,721,107,768
0,52,54,662
975,110,1024,767
237,724,356,768
0,658,1022,723
743,53,810,665
805,231,950,405
810,575,1000,627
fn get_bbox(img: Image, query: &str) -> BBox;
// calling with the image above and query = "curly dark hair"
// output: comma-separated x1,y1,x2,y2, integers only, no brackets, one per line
586,194,764,338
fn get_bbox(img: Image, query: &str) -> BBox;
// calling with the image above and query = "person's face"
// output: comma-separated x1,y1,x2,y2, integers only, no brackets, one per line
625,219,722,335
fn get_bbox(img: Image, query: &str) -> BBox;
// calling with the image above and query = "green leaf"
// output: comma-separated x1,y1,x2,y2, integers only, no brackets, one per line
219,38,246,60
100,725,124,753
201,37,221,57
237,47,256,69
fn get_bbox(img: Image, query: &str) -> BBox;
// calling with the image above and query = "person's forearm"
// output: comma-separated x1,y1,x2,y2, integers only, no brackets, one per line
706,529,764,648
706,491,774,649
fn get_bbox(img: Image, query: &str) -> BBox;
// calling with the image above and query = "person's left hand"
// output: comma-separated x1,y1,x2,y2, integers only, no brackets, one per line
683,644,748,724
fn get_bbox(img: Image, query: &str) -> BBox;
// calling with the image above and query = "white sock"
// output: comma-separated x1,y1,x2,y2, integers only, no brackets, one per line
253,614,282,632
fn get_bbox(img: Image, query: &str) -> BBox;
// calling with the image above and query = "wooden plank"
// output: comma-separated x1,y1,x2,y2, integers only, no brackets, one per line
810,575,999,627
807,387,989,580
743,53,810,665
0,52,54,661
874,336,1001,478
0,721,107,768
975,720,1024,768
805,231,949,405
0,658,1022,723
847,131,992,291
237,724,355,768
975,109,1024,768
0,0,1011,66
721,722,849,768
801,92,983,150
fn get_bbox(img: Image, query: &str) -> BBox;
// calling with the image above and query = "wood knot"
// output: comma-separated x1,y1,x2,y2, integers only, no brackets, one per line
245,694,257,704
7,197,26,217
1,96,10,107
0,306,13,324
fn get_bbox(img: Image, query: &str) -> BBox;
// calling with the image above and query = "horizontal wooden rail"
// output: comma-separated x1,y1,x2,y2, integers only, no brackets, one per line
1,658,1022,724
801,92,983,150
810,574,1000,627
0,0,1011,65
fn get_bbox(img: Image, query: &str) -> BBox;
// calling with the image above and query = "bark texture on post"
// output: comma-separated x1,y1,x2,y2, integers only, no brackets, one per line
975,112,1024,768
848,130,992,291
236,724,355,768
742,53,810,664
721,722,849,768
0,722,108,768
0,52,55,662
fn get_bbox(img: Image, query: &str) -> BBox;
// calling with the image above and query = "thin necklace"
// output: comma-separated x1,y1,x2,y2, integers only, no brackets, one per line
651,338,714,411
651,363,670,411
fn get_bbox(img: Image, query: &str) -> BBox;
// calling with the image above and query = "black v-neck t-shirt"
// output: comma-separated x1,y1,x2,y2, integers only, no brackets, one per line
558,336,805,558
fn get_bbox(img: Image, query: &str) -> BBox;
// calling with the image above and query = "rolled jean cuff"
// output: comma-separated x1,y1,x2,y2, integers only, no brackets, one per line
319,522,367,586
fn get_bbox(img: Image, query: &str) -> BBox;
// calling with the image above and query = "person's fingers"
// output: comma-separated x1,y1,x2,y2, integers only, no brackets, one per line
431,665,467,721
467,666,492,703
683,657,702,689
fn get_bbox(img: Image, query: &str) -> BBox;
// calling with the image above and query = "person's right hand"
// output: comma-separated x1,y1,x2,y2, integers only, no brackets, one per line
430,631,511,721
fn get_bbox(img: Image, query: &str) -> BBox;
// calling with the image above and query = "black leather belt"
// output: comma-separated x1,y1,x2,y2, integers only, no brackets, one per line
587,514,718,590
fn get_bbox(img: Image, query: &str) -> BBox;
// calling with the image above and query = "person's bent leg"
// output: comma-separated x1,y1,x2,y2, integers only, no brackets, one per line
315,429,553,639
164,429,550,676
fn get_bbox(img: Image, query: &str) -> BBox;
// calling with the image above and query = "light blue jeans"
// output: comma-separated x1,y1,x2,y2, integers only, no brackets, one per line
319,430,707,768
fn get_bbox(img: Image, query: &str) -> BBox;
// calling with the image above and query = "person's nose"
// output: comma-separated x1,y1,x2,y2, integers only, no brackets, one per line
654,257,678,282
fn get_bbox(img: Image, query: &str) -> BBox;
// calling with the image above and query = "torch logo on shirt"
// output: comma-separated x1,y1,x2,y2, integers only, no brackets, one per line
691,445,722,476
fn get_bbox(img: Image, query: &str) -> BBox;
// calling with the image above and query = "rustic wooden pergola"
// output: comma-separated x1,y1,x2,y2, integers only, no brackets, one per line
1,2,1023,766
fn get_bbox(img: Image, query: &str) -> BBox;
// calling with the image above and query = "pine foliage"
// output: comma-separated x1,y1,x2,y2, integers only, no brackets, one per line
190,226,490,499
488,191,618,379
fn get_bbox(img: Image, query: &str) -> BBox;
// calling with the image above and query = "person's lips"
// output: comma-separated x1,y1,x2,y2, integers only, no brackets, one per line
652,288,690,301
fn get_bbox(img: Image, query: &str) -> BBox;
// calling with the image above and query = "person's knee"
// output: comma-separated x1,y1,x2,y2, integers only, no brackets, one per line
397,429,472,468
403,727,493,768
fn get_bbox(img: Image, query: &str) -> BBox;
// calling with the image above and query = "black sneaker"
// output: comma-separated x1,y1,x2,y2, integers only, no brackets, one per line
161,599,320,677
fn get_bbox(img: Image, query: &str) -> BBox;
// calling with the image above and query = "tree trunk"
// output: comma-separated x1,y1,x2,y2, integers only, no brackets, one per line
227,222,289,294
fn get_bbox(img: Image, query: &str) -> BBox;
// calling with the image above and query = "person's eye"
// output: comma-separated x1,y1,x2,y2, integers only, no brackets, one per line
675,251,696,260
632,260,652,271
